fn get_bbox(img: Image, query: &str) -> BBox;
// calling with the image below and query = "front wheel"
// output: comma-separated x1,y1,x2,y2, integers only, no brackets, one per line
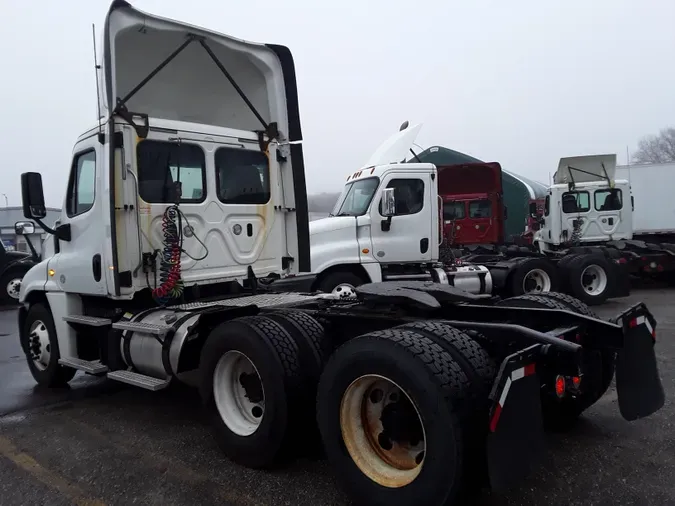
0,270,25,304
317,329,467,506
21,303,76,387
317,271,363,299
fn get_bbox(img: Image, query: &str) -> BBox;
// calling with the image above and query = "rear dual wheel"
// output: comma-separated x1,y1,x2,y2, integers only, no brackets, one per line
199,311,330,468
496,293,615,429
317,324,494,506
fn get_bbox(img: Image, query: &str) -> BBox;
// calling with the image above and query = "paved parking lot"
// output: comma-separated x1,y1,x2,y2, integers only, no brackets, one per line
1,289,674,506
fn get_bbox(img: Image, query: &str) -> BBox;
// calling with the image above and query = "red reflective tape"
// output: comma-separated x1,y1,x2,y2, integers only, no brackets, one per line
524,363,536,377
489,404,502,432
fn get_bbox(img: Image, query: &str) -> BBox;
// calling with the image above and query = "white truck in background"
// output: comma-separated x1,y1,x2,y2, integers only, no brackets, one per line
615,162,675,241
309,124,493,299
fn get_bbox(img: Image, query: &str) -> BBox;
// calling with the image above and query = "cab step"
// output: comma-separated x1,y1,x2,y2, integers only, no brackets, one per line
63,315,112,327
58,357,108,374
112,321,171,337
106,370,170,391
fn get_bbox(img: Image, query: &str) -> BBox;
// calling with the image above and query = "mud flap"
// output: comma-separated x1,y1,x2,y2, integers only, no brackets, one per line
615,304,665,421
486,344,545,491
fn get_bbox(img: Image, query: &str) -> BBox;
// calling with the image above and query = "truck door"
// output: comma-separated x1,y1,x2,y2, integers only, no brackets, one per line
443,199,467,245
49,134,109,296
369,173,434,263
465,198,498,244
586,188,625,240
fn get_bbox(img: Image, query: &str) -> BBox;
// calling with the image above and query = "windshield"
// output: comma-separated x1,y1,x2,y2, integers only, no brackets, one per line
332,177,380,216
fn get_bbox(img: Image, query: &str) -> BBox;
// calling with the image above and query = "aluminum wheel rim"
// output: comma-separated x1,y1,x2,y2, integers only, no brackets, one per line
522,268,552,294
332,283,356,299
28,320,51,371
581,265,608,296
340,374,426,488
6,278,21,300
213,350,265,437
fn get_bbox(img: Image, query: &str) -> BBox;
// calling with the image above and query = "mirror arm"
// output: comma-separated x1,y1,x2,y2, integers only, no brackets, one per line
34,218,71,242
24,236,39,262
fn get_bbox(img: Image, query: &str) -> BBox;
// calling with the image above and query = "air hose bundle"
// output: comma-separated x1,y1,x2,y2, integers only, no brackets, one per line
152,205,184,305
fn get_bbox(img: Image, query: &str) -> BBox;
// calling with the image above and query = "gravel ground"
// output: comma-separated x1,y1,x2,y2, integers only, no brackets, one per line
0,288,673,506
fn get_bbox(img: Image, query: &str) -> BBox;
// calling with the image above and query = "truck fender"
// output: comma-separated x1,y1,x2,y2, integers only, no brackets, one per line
311,262,381,292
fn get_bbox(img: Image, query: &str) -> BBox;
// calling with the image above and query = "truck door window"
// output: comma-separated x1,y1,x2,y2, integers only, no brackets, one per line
137,141,206,203
216,147,270,204
469,200,492,218
443,201,465,220
544,195,550,216
66,150,96,217
594,189,623,211
562,191,590,214
335,177,379,216
379,179,425,216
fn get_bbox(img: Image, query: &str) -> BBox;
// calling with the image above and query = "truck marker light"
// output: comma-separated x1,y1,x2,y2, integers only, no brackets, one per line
48,269,55,277
489,363,536,432
555,376,566,398
572,376,581,388
362,249,369,254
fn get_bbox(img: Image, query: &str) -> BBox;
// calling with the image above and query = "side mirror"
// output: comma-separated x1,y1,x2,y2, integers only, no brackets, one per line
15,221,35,235
528,202,538,218
381,188,396,232
21,172,47,219
381,188,396,217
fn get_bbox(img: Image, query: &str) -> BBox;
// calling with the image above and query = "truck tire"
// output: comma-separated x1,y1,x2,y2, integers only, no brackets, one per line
398,321,496,492
261,310,332,453
0,269,26,304
317,271,363,299
21,303,77,387
538,292,599,318
566,254,612,306
398,321,495,397
199,315,303,469
509,258,558,297
316,329,468,506
496,294,614,429
264,310,333,376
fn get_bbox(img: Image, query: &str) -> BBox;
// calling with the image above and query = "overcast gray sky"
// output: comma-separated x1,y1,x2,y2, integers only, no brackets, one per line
1,0,674,207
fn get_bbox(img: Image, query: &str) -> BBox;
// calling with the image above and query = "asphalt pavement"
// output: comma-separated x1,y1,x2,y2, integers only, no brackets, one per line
1,290,674,506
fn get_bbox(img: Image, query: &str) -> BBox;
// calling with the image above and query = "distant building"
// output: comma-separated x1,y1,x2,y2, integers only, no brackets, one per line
0,207,61,256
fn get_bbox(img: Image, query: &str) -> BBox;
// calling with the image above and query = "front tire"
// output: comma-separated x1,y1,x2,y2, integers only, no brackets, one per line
316,329,467,506
21,303,76,387
317,271,364,299
0,269,25,304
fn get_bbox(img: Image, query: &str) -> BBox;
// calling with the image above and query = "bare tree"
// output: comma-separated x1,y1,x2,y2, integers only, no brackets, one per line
633,127,675,164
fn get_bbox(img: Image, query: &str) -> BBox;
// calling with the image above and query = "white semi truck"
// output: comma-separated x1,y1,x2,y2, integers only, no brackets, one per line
15,3,665,506
309,124,493,299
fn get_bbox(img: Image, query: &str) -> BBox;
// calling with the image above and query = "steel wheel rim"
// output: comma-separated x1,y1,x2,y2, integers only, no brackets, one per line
523,268,552,293
332,283,356,299
213,350,265,436
340,374,426,488
28,320,51,371
581,265,607,295
6,278,21,300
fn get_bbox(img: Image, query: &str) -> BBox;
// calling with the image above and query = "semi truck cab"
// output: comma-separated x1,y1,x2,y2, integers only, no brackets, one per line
310,124,492,296
535,154,633,251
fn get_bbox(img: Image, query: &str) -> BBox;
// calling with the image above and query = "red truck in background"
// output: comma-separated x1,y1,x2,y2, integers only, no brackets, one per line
438,162,505,246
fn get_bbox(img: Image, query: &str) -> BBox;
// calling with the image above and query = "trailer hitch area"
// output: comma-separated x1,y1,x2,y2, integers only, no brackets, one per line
613,303,664,421
486,344,545,492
